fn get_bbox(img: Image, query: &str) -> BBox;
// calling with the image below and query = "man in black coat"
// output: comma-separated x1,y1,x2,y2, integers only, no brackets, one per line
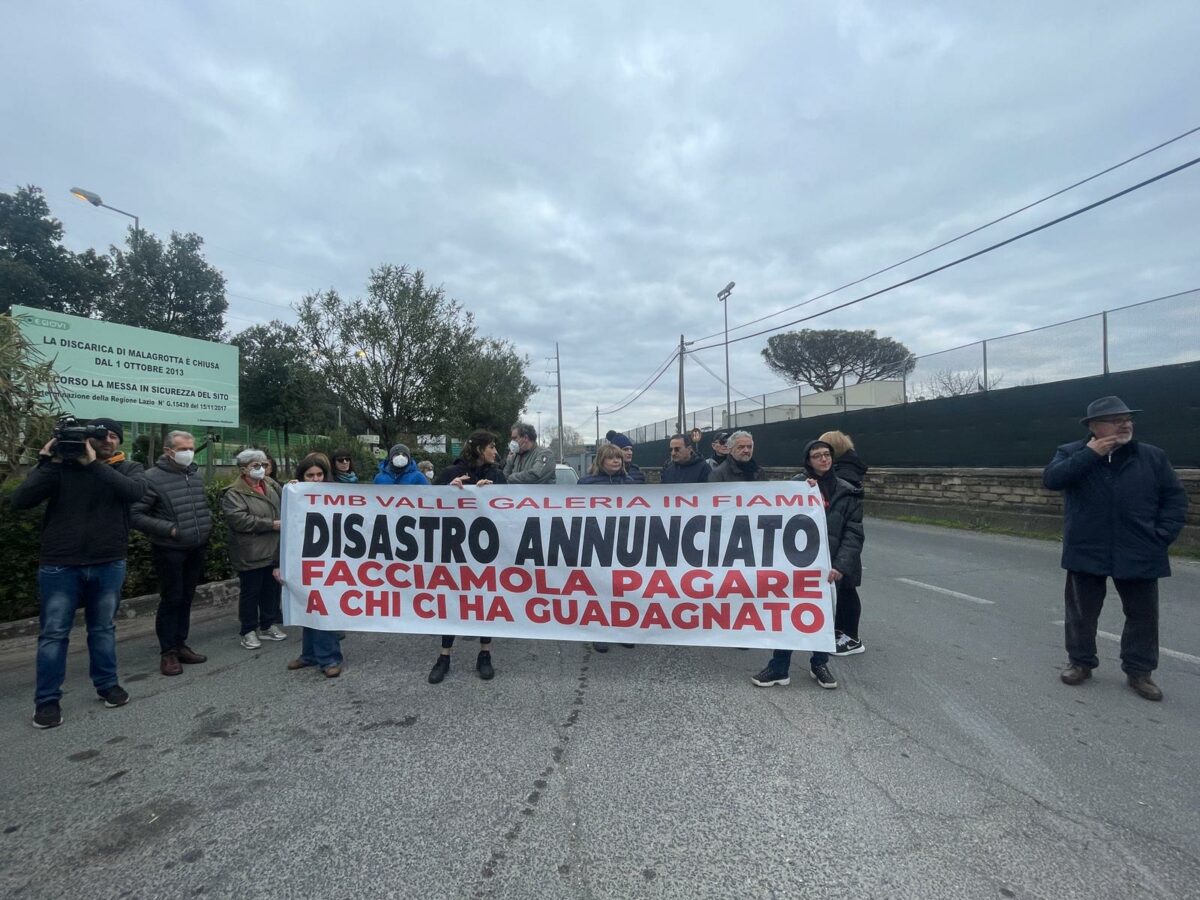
709,431,765,482
10,417,145,728
1043,397,1188,701
132,430,213,677
662,434,711,484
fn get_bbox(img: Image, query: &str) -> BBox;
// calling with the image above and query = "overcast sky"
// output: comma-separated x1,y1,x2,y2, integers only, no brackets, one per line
4,2,1199,439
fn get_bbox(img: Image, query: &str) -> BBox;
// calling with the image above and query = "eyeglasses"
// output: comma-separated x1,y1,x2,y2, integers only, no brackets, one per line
809,451,833,460
1093,416,1133,425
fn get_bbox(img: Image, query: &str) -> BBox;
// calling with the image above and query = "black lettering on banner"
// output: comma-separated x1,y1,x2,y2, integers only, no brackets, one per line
369,518,395,559
515,519,543,565
721,516,755,567
395,516,419,559
547,517,581,565
756,515,782,566
581,518,615,566
342,514,366,558
467,519,500,563
303,513,329,556
616,518,645,566
645,516,681,567
440,517,466,563
783,515,820,566
681,516,706,566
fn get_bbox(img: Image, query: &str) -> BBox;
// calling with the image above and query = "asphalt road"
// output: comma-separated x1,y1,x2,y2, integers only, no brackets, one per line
1,519,1197,900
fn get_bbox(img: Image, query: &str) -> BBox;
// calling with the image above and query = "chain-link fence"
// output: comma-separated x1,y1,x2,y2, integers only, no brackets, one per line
626,289,1200,435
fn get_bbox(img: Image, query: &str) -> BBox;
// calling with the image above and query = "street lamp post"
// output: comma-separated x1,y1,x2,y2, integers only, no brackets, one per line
717,281,735,427
70,187,141,250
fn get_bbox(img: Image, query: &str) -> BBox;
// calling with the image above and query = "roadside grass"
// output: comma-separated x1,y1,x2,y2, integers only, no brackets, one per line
877,512,1200,561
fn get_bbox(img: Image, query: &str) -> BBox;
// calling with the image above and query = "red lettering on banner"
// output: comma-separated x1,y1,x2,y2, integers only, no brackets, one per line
643,570,680,599
641,602,669,629
326,560,355,586
790,603,823,633
306,590,328,615
501,569,533,592
526,597,549,623
364,590,400,617
762,601,790,631
460,595,485,619
579,600,609,627
551,598,576,624
560,570,597,597
681,570,714,599
427,567,457,590
671,602,700,629
302,560,325,585
612,570,641,597
414,593,438,618
611,601,639,627
485,597,514,622
757,570,789,598
732,603,765,631
794,570,822,598
340,591,363,616
702,604,731,629
359,561,383,587
717,570,754,599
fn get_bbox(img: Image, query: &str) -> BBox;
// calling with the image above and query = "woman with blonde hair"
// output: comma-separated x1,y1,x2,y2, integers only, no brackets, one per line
579,444,636,485
817,430,868,656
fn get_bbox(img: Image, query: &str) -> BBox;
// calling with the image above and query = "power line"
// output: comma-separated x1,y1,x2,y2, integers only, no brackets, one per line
687,353,759,401
686,153,1200,352
598,349,679,416
691,123,1200,343
597,346,680,413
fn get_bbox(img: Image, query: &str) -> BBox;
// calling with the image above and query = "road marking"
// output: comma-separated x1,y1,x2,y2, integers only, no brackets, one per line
895,578,994,605
1051,621,1200,665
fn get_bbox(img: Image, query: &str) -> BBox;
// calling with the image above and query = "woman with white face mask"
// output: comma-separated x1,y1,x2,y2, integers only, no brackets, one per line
373,442,430,485
220,449,287,650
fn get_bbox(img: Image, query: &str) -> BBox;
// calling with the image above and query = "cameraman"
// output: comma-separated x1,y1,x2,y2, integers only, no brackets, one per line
11,417,145,729
131,430,212,677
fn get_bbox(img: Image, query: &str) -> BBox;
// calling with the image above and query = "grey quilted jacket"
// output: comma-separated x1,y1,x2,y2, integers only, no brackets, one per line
131,456,213,549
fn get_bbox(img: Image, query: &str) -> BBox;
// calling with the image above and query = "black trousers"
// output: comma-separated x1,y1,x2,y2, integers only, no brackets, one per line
1064,571,1158,675
238,567,282,635
152,543,208,653
441,635,492,650
834,582,861,639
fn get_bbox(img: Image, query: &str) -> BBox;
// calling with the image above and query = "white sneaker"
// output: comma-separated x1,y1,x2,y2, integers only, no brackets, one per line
259,625,288,642
240,631,262,650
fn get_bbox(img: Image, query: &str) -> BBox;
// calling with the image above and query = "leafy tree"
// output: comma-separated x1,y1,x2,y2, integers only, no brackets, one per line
448,338,537,435
761,328,916,392
297,264,488,446
0,313,64,481
106,230,228,341
232,320,335,460
0,185,110,317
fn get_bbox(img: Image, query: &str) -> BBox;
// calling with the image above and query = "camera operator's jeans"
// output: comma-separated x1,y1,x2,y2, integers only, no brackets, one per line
36,561,126,705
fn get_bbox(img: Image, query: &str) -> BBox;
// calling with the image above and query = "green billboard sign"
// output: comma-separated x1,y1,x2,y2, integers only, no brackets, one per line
12,306,240,427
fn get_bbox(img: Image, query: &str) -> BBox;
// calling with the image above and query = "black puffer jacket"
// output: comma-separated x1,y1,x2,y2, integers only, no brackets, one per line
579,471,636,485
661,453,711,484
434,459,508,485
793,472,865,587
1043,438,1187,579
833,449,868,487
9,455,146,565
131,456,213,549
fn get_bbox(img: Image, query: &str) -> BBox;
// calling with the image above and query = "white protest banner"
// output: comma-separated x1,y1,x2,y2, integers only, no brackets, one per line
280,481,836,651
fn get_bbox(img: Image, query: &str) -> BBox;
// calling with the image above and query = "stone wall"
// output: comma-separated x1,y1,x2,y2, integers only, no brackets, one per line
643,467,1200,550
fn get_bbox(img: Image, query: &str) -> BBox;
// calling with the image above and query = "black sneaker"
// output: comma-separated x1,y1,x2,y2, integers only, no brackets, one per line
751,666,790,687
810,664,838,689
592,642,609,653
428,655,450,684
619,644,636,649
476,651,495,681
832,635,865,656
99,685,130,707
33,701,62,729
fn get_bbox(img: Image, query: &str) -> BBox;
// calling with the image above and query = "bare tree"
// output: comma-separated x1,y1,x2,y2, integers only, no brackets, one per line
912,368,1004,400
0,314,62,481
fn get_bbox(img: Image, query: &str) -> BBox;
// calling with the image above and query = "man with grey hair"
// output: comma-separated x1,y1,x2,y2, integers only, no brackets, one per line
504,422,555,484
709,430,765,482
132,430,213,676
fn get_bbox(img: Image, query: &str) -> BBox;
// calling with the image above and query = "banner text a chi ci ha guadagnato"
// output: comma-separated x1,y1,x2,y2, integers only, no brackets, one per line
280,482,836,651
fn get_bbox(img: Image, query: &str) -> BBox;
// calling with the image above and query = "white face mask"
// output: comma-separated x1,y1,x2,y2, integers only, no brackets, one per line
172,450,195,468
246,465,266,480
391,454,409,469
508,440,520,455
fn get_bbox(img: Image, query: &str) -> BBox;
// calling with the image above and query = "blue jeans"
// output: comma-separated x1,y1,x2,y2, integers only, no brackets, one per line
300,627,343,668
769,649,829,675
36,561,126,705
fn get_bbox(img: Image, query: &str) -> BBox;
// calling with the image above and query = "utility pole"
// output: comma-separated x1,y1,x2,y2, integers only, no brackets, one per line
555,342,565,464
595,405,600,448
676,335,686,435
717,282,735,427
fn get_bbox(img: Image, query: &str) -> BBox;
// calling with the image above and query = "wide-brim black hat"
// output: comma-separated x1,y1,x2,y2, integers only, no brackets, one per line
1080,396,1141,424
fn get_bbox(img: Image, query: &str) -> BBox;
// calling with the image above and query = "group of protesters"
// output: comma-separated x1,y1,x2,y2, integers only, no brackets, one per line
10,393,1187,728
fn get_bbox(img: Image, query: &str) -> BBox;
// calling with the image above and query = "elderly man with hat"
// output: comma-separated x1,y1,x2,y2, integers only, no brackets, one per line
1043,397,1187,701
10,417,146,728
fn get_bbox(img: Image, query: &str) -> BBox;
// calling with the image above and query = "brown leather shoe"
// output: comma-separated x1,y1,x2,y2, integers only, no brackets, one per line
287,658,316,671
322,665,342,678
1128,674,1163,701
175,645,207,664
1060,664,1092,685
160,651,183,677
